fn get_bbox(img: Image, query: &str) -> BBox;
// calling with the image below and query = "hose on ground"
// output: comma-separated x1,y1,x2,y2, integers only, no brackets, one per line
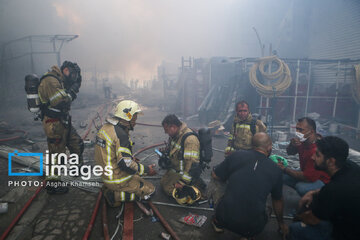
249,56,292,97
0,129,28,142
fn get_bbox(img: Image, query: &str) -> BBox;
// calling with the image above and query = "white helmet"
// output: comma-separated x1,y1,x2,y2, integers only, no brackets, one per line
114,100,142,121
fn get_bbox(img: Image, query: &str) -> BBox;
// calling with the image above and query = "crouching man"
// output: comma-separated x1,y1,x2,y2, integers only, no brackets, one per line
95,100,156,207
212,132,288,239
160,114,203,205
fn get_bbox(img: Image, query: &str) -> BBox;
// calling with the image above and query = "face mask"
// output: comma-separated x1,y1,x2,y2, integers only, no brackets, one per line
295,132,307,142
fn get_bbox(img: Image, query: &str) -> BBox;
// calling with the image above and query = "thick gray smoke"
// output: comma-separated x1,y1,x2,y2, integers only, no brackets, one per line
0,0,304,81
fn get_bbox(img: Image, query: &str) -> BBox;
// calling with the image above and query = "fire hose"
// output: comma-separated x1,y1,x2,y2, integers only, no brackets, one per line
249,56,292,97
1,103,110,240
0,129,28,143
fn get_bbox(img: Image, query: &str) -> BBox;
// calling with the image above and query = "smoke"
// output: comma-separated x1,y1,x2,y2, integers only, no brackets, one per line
0,0,308,81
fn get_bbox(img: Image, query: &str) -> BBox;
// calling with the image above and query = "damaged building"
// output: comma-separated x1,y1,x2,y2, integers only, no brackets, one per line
1,0,360,240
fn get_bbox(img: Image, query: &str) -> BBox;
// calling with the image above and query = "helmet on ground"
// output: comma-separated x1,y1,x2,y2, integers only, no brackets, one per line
172,185,201,205
114,100,142,121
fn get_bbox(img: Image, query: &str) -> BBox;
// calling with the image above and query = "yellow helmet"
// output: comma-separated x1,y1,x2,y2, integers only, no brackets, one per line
172,186,201,205
114,100,142,121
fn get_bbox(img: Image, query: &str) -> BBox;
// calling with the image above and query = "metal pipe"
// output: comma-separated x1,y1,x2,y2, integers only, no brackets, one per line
332,61,341,118
304,61,312,116
253,27,264,57
151,201,214,212
137,122,162,128
148,201,181,240
82,191,103,240
212,147,225,153
276,96,351,99
29,36,35,73
292,60,300,122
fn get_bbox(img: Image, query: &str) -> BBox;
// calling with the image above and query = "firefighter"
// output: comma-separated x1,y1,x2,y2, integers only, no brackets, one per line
160,114,201,205
225,100,267,155
38,61,84,194
208,100,267,203
95,100,156,207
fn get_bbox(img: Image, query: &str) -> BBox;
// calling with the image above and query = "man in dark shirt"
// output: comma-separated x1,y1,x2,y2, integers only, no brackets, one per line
279,117,330,196
212,132,288,239
290,136,360,240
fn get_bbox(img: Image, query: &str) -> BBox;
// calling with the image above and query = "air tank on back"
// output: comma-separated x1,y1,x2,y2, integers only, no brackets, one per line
24,74,41,113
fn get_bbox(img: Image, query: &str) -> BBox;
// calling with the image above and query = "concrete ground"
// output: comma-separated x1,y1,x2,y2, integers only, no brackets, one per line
1,91,358,240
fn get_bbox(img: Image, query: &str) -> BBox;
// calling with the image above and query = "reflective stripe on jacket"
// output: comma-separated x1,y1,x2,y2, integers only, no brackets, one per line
94,122,146,185
168,122,200,183
226,114,267,151
38,66,72,113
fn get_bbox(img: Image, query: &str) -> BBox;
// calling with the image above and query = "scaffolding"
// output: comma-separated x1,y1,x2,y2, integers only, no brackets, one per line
240,57,360,133
0,34,78,72
0,35,78,104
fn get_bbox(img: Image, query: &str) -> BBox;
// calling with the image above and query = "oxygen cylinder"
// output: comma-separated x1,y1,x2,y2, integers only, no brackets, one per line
24,74,40,113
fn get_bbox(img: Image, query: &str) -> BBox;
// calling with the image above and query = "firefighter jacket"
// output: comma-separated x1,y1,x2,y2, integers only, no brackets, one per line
94,117,148,186
38,66,73,118
226,113,267,152
167,122,200,184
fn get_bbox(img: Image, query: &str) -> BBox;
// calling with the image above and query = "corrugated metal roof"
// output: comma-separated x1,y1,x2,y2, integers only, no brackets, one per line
308,0,360,60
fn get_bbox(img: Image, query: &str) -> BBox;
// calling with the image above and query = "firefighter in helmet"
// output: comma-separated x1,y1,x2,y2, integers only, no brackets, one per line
38,61,84,194
160,114,201,205
95,100,156,207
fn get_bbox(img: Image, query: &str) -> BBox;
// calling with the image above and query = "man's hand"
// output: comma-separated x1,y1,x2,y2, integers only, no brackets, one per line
278,223,289,240
299,190,318,209
299,210,321,225
277,162,286,171
174,182,184,189
290,137,302,147
147,164,156,176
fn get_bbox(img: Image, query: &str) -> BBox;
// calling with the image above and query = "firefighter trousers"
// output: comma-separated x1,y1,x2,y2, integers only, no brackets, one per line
160,170,183,196
104,175,155,203
42,116,84,180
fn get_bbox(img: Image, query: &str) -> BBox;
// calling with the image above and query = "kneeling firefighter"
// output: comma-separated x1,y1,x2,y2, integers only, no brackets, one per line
160,114,206,205
95,100,156,207
31,61,84,194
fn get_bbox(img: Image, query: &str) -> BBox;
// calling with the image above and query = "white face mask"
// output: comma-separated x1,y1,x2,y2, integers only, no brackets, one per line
295,132,307,142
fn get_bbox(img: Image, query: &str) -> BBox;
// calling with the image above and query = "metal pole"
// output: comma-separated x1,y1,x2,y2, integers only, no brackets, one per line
209,61,212,90
332,61,341,118
266,44,272,133
304,61,312,116
29,36,35,73
253,27,264,57
56,52,61,66
292,60,300,122
151,201,214,211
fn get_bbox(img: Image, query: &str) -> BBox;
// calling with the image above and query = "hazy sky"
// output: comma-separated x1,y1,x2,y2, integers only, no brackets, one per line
0,0,293,81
